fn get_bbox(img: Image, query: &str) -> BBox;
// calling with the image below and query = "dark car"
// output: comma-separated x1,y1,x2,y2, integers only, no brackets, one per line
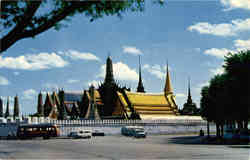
92,130,105,136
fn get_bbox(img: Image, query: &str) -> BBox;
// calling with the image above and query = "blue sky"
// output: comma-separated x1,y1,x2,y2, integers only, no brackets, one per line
0,0,250,115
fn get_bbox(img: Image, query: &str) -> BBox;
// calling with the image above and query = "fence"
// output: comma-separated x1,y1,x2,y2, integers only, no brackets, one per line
0,117,215,137
41,118,214,136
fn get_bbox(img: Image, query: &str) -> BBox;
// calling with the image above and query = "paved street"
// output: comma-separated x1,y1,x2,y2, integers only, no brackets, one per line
0,135,249,160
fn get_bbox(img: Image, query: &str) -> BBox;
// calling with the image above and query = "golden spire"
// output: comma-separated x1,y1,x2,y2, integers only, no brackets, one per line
164,60,173,95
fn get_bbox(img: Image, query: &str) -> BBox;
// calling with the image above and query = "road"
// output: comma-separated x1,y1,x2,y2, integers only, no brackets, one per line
0,135,249,159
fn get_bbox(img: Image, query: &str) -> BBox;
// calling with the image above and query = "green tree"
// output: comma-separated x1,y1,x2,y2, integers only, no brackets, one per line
208,74,230,137
200,50,250,138
200,86,211,137
1,0,163,53
223,50,250,129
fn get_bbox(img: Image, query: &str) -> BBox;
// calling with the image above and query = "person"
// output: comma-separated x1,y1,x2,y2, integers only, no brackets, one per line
200,129,204,136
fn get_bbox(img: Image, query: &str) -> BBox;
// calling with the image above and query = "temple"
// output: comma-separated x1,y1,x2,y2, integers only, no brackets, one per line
39,56,179,120
181,78,198,115
116,62,179,120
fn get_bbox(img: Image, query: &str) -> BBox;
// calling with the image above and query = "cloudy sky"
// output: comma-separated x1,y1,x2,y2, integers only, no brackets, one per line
0,0,250,115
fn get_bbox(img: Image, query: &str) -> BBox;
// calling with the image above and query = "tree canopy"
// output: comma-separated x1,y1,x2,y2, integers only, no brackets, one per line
0,0,163,54
200,50,250,137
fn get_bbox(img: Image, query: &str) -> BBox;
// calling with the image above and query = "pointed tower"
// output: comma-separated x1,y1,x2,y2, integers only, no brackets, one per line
58,89,67,120
164,61,173,95
5,97,10,118
13,95,19,119
37,91,44,116
0,97,3,117
100,55,117,116
104,56,115,85
137,56,145,93
187,77,193,104
182,77,198,115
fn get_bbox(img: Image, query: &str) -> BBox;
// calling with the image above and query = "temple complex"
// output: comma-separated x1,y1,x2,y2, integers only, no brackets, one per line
39,56,179,120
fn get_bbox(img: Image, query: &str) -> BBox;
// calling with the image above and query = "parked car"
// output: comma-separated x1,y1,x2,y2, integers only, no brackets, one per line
121,126,146,138
92,130,105,136
133,129,147,138
68,130,92,139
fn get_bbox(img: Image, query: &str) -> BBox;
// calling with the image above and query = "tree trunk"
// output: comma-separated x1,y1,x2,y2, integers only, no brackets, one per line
207,121,210,137
220,123,224,138
243,120,248,129
216,123,220,138
237,121,243,130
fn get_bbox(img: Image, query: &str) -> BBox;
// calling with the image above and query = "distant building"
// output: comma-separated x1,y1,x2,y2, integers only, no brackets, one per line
181,78,199,115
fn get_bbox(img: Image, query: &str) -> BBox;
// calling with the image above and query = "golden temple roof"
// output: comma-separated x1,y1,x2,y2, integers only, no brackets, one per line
117,91,179,119
124,91,170,106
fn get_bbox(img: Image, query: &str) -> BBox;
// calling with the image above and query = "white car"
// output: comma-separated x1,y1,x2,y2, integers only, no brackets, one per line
68,130,92,139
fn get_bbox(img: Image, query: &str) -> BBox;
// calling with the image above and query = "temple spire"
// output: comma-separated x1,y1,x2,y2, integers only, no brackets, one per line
0,97,3,117
37,91,44,116
187,77,193,104
104,55,115,85
164,60,173,95
137,56,145,93
13,94,19,119
5,96,10,118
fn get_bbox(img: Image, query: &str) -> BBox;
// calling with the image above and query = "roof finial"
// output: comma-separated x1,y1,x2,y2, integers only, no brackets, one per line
187,76,193,104
164,59,173,95
137,55,145,92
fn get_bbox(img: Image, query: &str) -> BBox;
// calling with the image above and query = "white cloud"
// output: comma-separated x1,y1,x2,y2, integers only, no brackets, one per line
234,39,250,49
204,48,235,58
0,52,69,70
0,76,9,85
86,80,100,88
123,46,143,55
176,93,186,98
194,81,209,94
209,66,225,75
98,62,139,81
64,50,100,61
204,39,250,59
23,89,37,100
67,79,80,84
143,64,166,79
188,18,250,37
221,0,250,11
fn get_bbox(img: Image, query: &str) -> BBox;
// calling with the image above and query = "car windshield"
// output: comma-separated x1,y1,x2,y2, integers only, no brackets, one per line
136,131,144,133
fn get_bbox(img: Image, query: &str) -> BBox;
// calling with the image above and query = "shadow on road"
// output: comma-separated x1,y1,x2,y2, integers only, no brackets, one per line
168,135,250,148
168,136,204,145
227,145,250,149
